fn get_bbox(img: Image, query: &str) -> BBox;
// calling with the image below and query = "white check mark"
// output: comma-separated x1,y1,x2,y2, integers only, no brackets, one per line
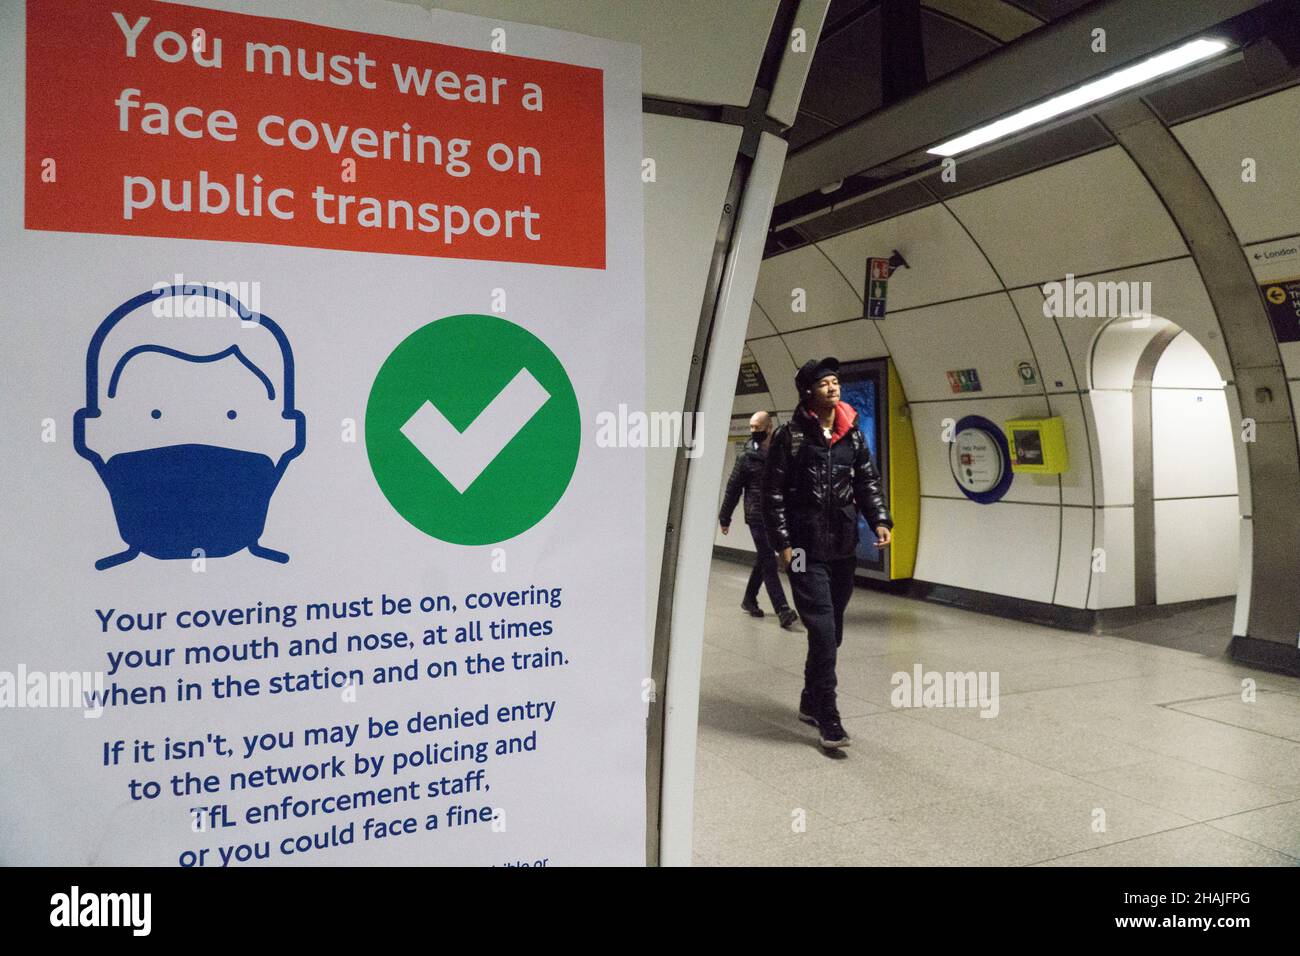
400,369,551,494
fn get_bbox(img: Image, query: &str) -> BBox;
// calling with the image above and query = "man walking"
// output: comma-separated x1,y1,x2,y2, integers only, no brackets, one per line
762,358,892,750
720,411,799,629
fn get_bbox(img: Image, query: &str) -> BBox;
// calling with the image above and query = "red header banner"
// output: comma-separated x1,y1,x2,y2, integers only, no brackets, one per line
26,0,606,267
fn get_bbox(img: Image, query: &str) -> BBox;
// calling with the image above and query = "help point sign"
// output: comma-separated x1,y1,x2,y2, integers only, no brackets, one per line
1,0,645,866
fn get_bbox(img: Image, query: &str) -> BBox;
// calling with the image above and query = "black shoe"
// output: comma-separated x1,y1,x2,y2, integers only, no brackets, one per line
798,692,818,726
778,608,800,630
740,599,764,618
816,714,851,749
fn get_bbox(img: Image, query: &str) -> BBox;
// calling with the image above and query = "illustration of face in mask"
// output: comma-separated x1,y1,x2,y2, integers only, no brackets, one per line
74,286,306,570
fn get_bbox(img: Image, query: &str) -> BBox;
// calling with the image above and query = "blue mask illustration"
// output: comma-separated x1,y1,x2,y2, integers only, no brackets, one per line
74,285,306,570
97,444,283,561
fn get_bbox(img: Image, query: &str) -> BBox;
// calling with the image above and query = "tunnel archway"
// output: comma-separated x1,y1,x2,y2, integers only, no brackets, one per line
1089,316,1242,621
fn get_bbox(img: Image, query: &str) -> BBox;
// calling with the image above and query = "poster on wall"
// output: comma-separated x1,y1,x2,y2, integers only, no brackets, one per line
1,0,645,866
1260,277,1300,344
735,358,769,396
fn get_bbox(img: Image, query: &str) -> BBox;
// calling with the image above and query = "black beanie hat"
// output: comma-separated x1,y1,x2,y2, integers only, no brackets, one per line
795,357,840,394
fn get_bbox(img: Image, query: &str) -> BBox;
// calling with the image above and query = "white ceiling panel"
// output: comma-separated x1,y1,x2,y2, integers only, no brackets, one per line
816,203,1001,312
430,0,777,105
946,146,1187,288
781,318,888,367
747,301,778,338
878,292,1033,401
1045,259,1229,389
732,389,777,416
1174,85,1300,246
753,244,864,331
1007,286,1082,392
746,335,801,411
767,0,829,127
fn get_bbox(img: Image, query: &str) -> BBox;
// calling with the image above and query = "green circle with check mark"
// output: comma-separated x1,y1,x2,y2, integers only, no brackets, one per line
365,314,580,545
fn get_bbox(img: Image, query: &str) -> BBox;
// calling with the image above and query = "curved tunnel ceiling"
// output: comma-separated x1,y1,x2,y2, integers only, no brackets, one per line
788,0,1063,150
772,0,1296,251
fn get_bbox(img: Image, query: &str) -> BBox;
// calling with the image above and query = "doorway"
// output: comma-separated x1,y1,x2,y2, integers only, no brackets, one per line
1091,317,1241,649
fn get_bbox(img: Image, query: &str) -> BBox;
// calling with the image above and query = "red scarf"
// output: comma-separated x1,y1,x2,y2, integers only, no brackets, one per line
799,401,857,445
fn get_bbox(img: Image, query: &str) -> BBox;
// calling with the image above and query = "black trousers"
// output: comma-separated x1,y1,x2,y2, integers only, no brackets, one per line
743,522,790,613
787,555,857,715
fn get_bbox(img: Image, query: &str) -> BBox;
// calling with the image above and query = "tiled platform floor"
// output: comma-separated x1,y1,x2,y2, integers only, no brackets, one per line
693,559,1300,867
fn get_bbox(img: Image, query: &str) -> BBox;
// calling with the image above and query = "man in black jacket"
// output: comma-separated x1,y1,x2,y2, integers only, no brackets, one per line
719,411,799,629
762,358,893,749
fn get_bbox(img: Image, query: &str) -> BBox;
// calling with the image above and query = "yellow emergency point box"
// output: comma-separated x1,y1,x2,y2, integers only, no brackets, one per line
1004,417,1068,474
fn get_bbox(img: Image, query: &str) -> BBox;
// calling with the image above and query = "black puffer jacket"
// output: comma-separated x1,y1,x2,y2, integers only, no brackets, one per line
762,403,892,561
719,438,766,528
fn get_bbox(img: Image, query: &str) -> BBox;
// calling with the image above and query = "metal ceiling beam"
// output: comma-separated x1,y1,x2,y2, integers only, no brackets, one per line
1099,96,1300,672
776,0,1271,203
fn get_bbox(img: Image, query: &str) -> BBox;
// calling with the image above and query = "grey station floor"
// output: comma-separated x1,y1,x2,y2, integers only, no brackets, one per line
692,558,1300,867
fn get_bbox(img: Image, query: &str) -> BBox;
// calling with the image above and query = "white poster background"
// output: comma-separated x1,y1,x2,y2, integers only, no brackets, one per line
0,0,645,866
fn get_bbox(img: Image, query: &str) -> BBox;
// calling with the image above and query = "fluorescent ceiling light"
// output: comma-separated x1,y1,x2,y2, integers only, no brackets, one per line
927,37,1229,157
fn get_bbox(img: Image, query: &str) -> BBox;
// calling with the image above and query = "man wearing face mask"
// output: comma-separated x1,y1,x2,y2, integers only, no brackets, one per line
762,358,892,749
719,411,799,630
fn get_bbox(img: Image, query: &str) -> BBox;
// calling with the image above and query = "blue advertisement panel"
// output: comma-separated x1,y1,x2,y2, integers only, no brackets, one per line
837,360,888,575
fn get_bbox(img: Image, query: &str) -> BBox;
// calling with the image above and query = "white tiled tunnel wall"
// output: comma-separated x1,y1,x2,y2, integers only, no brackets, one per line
730,82,1300,613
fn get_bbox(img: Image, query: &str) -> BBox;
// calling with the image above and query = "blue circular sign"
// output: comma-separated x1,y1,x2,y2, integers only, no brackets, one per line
949,415,1013,504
